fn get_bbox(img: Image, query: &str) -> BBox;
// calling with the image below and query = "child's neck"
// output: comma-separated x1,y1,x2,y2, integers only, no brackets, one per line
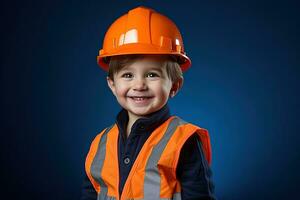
126,112,142,138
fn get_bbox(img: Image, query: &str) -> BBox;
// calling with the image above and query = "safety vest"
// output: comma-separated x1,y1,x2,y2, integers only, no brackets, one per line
85,116,212,200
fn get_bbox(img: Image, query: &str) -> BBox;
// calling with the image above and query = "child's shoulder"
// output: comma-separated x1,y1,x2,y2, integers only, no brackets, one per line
171,115,208,130
90,123,115,142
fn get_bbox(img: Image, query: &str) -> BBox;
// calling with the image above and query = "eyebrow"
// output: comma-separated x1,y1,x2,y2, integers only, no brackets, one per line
119,66,130,71
120,66,163,73
148,67,163,74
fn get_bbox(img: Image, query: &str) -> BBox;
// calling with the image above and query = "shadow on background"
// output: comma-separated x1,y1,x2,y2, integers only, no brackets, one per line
1,0,299,199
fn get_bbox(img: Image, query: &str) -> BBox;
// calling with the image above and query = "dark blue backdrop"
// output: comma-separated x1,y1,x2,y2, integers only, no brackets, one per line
1,0,299,199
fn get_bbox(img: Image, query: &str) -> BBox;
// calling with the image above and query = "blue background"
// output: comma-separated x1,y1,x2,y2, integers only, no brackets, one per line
1,0,299,199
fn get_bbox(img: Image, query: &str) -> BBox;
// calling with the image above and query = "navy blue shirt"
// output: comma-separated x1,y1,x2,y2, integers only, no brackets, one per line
81,105,216,200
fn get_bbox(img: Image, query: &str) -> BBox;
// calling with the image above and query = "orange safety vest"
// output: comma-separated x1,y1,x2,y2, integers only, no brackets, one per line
85,116,212,200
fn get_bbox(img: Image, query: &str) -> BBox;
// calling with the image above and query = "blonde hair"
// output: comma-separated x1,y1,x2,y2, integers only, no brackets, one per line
108,55,183,82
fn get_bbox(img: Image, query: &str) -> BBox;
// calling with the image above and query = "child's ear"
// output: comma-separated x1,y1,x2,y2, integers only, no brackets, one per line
170,77,184,98
107,76,116,96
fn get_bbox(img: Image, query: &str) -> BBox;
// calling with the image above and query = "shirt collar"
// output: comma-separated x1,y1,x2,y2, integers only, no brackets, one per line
116,104,171,139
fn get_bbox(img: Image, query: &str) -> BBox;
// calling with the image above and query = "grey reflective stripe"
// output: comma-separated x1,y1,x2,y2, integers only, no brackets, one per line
97,196,116,200
90,125,114,200
172,192,181,200
143,117,185,200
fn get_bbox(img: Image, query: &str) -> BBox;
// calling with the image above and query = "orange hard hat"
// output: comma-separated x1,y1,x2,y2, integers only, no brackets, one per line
97,6,191,71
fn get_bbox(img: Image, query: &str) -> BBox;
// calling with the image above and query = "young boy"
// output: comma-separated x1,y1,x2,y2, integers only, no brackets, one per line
81,6,216,200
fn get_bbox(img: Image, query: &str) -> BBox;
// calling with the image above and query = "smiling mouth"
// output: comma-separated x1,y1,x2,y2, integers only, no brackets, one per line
128,96,153,101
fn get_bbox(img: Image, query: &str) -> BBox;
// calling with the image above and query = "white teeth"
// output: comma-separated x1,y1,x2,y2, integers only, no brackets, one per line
129,96,151,101
132,97,146,101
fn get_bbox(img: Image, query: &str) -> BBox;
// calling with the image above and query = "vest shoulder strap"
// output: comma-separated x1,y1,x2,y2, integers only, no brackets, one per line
85,124,114,193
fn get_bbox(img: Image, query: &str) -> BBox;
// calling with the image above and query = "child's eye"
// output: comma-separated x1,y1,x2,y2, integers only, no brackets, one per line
146,72,159,78
121,73,133,78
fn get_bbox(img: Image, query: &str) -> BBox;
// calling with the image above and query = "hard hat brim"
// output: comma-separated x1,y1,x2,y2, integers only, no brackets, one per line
97,43,191,72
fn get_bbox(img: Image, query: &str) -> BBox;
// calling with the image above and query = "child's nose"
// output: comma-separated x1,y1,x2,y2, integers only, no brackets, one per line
133,78,147,91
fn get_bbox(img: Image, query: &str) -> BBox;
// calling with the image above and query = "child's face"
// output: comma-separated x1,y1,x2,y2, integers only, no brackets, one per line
107,56,178,120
